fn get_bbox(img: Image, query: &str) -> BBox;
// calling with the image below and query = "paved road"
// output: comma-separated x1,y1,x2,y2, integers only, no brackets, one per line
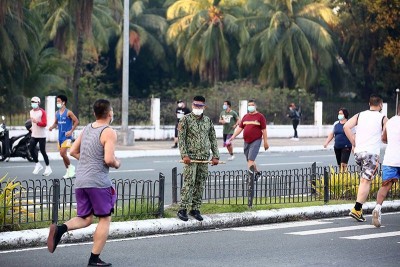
1,212,399,267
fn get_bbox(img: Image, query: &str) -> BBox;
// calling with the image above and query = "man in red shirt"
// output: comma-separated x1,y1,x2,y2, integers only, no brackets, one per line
228,99,269,180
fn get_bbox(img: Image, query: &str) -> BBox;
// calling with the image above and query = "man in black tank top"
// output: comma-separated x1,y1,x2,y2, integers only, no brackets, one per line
47,99,121,266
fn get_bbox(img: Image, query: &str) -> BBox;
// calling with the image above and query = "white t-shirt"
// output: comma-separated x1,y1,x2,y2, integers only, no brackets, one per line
382,115,400,167
354,110,385,155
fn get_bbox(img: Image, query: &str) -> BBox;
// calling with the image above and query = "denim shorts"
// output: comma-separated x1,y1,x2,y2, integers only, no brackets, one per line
75,187,117,217
382,165,400,185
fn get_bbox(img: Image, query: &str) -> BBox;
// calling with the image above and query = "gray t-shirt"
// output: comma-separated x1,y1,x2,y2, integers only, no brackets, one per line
75,124,111,188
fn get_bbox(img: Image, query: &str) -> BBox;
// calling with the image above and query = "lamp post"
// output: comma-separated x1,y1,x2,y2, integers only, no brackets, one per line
396,88,399,115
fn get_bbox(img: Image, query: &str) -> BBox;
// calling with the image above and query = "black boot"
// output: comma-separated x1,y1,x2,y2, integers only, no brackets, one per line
177,209,188,221
189,210,203,221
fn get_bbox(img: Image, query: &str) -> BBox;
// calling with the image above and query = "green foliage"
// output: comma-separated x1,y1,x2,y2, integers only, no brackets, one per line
0,175,34,231
314,166,392,200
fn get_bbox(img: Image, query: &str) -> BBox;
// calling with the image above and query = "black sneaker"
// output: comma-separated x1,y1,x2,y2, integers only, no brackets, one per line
88,258,112,266
177,209,188,221
255,171,262,181
189,210,203,221
171,144,178,148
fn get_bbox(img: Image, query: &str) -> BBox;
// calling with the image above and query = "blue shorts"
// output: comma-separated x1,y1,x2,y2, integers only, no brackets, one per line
382,165,400,185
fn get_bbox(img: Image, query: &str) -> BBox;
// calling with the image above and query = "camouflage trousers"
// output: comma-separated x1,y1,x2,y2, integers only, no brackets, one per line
179,162,208,210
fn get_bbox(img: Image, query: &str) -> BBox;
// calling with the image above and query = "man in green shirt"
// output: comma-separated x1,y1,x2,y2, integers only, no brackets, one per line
219,100,240,161
177,95,219,221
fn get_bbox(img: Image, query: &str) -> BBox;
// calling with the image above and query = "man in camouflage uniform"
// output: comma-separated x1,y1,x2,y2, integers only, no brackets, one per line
177,95,219,221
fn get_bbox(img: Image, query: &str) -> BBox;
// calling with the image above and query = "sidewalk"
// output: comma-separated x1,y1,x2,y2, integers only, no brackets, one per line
1,201,400,250
43,137,329,161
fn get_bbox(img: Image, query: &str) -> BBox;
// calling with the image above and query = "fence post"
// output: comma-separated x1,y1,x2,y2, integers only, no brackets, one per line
248,170,254,208
158,173,165,217
52,179,60,224
172,167,178,204
311,162,316,195
323,167,329,204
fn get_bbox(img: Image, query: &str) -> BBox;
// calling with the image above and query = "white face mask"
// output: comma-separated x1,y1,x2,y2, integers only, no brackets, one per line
248,106,256,113
178,103,183,108
192,109,204,116
56,103,62,109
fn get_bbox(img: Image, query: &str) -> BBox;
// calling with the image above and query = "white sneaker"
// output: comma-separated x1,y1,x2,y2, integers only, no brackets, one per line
32,163,43,175
62,169,69,179
372,209,381,228
68,164,76,178
292,137,299,141
42,166,52,177
228,155,235,161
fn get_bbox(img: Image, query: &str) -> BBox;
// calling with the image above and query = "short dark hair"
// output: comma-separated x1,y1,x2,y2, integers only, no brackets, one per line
193,95,206,102
225,100,231,107
339,107,349,119
57,94,68,104
248,99,255,104
369,94,383,106
93,99,112,119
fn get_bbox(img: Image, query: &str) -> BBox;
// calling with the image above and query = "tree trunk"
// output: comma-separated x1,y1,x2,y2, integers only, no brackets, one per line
72,32,84,117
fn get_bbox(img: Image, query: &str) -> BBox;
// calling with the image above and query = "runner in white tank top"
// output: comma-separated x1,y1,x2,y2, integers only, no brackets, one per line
372,108,400,227
343,94,388,222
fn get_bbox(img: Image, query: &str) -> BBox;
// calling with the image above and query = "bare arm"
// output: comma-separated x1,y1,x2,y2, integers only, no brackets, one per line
323,132,334,148
343,114,358,147
262,128,269,150
101,128,120,169
70,129,83,160
229,126,243,141
48,115,58,131
66,111,79,137
381,123,388,144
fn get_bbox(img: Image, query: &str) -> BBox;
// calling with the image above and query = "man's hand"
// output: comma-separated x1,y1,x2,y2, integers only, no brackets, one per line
183,156,191,164
264,142,269,151
211,157,219,166
115,158,121,169
65,130,72,137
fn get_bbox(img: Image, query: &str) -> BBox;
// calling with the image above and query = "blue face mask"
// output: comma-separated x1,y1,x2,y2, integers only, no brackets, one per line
248,106,256,113
338,114,344,121
223,104,228,110
31,103,38,109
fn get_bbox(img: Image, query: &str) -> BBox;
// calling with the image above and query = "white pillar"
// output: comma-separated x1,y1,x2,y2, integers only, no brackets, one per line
151,98,160,139
45,96,57,142
314,101,323,126
382,102,387,117
239,100,248,119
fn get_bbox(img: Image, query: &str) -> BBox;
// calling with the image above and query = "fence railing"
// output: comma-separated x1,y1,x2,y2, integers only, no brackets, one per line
0,174,165,231
172,163,399,207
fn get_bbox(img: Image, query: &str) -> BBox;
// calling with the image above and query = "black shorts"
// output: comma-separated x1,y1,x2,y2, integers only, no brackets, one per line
334,147,351,165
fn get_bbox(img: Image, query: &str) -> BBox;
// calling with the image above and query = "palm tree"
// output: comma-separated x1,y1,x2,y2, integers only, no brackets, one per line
0,1,41,104
30,0,116,117
110,0,168,69
166,0,249,84
238,0,338,89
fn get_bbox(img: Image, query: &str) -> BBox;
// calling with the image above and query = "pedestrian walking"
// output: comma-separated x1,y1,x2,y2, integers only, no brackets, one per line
172,100,190,148
323,107,352,171
29,96,52,176
49,95,79,178
177,96,219,222
228,99,269,180
47,99,121,266
287,103,300,140
344,94,388,222
219,100,240,161
372,104,400,227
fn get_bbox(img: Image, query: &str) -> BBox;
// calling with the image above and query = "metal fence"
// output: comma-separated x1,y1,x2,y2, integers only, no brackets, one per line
0,174,165,231
172,164,399,207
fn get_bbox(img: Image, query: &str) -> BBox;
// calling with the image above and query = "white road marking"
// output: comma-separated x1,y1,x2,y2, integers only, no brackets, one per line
286,225,377,235
341,231,400,240
0,165,32,169
299,155,333,158
0,229,225,254
110,169,154,173
231,220,332,231
259,162,322,166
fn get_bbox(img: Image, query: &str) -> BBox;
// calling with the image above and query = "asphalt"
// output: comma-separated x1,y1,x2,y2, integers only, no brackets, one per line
1,137,399,250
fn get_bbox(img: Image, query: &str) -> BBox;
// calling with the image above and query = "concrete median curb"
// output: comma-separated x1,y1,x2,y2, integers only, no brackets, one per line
1,200,399,250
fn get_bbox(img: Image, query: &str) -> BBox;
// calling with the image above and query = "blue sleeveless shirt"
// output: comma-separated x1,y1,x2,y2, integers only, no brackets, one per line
56,108,73,142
